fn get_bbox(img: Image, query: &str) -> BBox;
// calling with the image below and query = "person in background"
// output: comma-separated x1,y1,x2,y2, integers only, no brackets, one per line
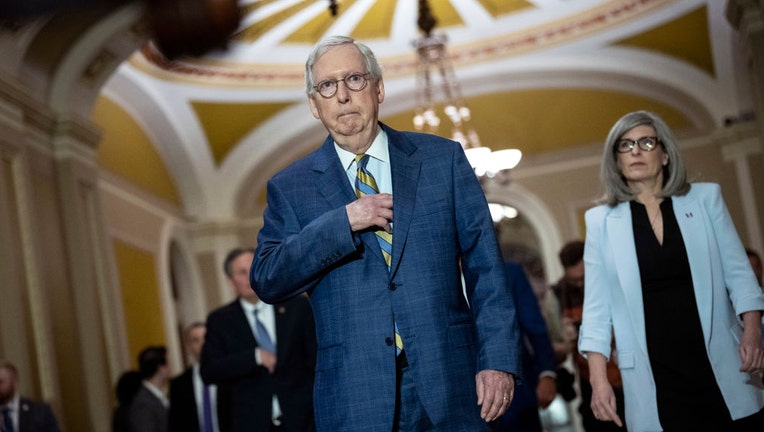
491,260,557,432
169,322,232,432
0,359,60,432
250,35,519,431
112,369,142,432
201,247,316,432
580,110,764,431
129,346,170,432
552,240,625,431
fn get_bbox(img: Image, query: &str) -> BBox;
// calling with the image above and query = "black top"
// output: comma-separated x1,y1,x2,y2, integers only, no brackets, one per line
631,198,732,430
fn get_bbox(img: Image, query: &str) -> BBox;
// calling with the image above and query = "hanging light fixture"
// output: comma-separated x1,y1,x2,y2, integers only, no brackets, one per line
412,0,521,183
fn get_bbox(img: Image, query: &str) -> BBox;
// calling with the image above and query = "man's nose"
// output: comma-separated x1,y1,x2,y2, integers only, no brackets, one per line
335,81,351,102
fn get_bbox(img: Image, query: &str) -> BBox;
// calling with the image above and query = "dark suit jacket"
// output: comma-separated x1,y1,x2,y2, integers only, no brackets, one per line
494,261,557,431
128,386,167,432
168,366,232,432
251,123,520,431
200,295,316,432
17,397,60,432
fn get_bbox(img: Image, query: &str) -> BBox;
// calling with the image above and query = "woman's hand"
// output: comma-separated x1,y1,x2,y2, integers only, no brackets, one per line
586,352,623,427
739,311,764,373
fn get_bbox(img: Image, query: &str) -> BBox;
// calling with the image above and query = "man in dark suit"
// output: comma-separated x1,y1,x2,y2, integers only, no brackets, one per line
250,35,520,431
201,247,316,432
169,322,232,432
491,261,557,432
0,360,60,432
129,346,169,432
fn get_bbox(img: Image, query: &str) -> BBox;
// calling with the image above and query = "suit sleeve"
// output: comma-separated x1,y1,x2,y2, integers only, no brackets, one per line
251,178,360,304
200,310,263,385
452,144,520,375
579,207,615,359
704,184,764,313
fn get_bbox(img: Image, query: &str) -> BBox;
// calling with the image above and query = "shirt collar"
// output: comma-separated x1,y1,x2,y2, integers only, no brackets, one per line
143,380,169,407
240,298,272,315
335,128,389,171
1,394,19,411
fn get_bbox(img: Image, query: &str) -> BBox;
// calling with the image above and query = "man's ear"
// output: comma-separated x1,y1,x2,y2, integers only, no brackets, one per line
376,78,385,104
308,95,321,119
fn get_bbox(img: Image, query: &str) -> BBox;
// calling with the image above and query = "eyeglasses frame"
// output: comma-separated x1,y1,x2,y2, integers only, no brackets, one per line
615,136,662,153
313,73,371,98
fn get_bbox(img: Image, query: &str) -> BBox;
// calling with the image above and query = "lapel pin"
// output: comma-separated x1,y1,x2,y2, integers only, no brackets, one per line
278,306,286,314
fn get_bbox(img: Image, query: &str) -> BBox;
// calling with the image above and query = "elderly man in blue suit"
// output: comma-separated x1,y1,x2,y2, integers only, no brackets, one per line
250,35,520,432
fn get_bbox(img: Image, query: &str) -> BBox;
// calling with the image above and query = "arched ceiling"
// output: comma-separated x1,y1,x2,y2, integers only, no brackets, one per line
95,0,748,219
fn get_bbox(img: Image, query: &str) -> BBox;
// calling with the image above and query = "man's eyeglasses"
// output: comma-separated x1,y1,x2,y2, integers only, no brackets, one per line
615,136,661,153
313,73,370,98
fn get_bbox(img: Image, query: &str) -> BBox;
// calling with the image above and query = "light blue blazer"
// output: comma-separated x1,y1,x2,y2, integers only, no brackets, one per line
251,123,520,431
579,182,764,431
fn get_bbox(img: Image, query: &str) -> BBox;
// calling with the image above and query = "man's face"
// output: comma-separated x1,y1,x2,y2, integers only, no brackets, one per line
186,326,206,363
0,367,17,404
308,43,385,153
563,260,585,289
228,251,258,302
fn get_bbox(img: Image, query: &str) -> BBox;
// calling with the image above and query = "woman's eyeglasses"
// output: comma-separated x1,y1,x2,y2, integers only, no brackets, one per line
615,136,661,153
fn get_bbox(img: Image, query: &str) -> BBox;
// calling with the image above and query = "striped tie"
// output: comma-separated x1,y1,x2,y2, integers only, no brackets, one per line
354,154,393,266
354,154,403,355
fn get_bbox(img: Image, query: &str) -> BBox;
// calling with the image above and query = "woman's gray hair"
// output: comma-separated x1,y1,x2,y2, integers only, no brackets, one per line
598,110,689,206
305,35,383,96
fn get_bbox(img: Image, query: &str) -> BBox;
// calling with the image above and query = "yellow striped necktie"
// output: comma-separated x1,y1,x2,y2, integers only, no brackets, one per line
354,154,403,355
354,154,393,267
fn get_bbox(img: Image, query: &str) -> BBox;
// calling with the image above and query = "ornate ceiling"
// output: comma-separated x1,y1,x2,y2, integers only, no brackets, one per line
93,0,745,219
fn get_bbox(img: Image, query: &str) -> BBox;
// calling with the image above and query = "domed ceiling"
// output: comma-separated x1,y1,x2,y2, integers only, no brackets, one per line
97,0,743,219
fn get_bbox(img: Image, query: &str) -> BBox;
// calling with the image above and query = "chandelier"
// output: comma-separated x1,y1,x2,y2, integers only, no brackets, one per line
412,0,521,182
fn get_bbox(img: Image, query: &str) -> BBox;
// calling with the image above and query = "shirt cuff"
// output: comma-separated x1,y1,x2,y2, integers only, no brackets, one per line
539,370,557,380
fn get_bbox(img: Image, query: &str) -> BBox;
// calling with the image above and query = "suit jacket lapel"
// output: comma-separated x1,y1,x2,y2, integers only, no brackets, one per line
672,193,712,345
606,203,648,353
313,136,356,208
313,135,386,264
384,125,420,275
234,301,258,347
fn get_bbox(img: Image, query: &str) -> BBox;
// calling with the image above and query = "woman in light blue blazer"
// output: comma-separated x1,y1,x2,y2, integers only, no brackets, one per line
579,111,764,431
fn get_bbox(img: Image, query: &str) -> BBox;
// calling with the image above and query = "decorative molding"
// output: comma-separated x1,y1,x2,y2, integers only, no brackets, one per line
132,0,670,87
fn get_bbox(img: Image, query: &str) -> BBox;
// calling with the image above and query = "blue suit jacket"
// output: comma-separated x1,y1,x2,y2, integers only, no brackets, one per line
579,183,764,431
251,124,520,431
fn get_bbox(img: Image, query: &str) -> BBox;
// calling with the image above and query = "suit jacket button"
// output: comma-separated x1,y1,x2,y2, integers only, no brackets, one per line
388,282,396,291
385,337,393,346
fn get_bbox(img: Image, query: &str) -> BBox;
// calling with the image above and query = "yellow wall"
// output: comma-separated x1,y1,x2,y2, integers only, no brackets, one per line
92,96,181,206
113,238,166,367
